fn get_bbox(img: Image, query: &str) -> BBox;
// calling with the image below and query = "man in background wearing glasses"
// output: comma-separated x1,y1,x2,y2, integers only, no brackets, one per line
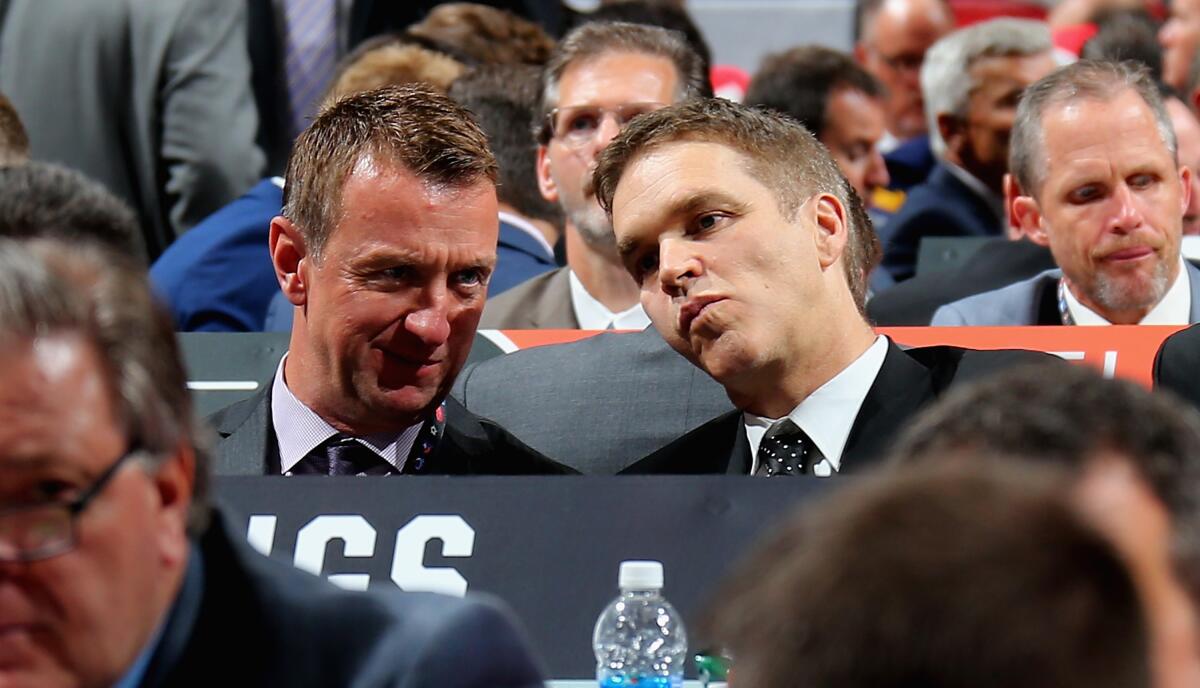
480,21,711,330
0,238,544,687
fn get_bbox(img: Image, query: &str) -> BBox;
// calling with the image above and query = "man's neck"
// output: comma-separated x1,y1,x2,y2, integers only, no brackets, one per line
565,223,640,313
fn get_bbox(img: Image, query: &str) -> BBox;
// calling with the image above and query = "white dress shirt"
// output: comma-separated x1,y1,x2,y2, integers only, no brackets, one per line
270,356,421,474
1063,259,1192,326
568,269,650,330
744,336,889,477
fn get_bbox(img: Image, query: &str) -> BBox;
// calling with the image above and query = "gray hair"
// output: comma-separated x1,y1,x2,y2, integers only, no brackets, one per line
1010,59,1177,197
0,238,210,534
921,18,1052,157
534,21,711,144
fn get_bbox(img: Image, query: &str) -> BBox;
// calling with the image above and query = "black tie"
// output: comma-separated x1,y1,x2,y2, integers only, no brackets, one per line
294,436,395,476
754,421,820,477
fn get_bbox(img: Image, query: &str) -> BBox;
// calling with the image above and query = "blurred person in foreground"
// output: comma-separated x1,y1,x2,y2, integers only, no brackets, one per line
0,237,546,687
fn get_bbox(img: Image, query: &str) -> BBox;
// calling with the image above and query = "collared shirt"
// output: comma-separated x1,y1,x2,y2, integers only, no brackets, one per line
568,269,651,330
943,161,1005,225
1063,259,1192,326
270,356,421,474
744,335,889,477
498,210,555,262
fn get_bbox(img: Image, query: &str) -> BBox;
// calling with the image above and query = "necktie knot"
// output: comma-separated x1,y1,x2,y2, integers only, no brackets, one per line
755,421,818,477
295,435,393,476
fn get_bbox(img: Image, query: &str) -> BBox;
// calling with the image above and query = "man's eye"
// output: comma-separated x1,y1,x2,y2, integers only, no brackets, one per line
635,253,659,282
381,266,414,281
1129,174,1156,189
32,479,74,501
566,113,599,132
1069,185,1102,203
694,213,726,231
454,269,486,287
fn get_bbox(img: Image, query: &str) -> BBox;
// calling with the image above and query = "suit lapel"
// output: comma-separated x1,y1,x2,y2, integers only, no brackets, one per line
841,342,936,471
531,268,579,329
1186,262,1200,323
620,411,744,474
212,386,277,475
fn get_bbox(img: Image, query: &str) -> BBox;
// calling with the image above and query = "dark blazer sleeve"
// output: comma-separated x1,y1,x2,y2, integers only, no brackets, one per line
1154,324,1200,412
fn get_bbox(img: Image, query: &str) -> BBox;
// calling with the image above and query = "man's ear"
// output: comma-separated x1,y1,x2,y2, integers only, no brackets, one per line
153,442,195,569
536,145,559,203
1013,195,1049,246
1180,164,1193,216
936,112,965,159
269,216,309,307
813,193,850,270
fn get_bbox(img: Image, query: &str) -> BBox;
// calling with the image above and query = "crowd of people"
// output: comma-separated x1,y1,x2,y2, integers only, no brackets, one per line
5,0,1200,686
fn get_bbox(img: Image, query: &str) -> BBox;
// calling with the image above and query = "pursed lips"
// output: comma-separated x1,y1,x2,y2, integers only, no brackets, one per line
678,295,726,335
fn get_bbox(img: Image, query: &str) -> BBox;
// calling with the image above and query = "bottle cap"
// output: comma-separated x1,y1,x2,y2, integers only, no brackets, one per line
618,560,664,590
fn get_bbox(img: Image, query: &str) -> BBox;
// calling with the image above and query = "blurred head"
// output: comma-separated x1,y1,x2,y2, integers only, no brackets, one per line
921,18,1056,194
595,99,877,416
854,0,955,140
323,37,466,105
1161,0,1200,92
1010,60,1188,324
0,162,143,259
535,22,708,252
0,237,207,688
578,0,713,73
404,2,555,66
0,92,29,167
272,85,498,435
745,45,890,200
708,461,1150,688
449,64,563,229
1081,9,1164,82
1167,96,1200,235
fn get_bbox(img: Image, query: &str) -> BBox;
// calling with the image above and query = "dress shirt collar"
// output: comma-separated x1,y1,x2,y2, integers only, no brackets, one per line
568,269,651,330
744,335,889,474
1063,258,1191,325
498,210,555,261
270,355,421,474
942,161,1005,225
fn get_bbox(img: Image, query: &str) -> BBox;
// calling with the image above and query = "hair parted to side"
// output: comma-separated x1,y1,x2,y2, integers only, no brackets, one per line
744,45,883,140
920,17,1052,157
283,84,497,260
890,361,1200,598
0,237,210,534
0,92,29,167
1011,59,1177,197
707,461,1149,688
593,97,879,313
535,22,711,145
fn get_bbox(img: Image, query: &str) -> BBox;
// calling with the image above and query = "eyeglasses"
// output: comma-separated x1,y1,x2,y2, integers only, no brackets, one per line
868,46,925,74
0,445,141,563
546,102,668,148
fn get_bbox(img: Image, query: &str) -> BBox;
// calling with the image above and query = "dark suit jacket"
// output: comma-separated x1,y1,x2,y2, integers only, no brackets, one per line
621,341,1055,474
881,163,1005,283
490,218,557,296
1154,323,1200,412
479,266,578,329
452,327,732,473
141,511,545,687
150,178,283,332
883,134,936,191
207,385,575,475
867,239,1056,326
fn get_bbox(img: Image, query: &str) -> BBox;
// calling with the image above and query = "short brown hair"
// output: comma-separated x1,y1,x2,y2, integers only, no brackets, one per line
535,21,711,144
324,38,466,104
744,45,883,140
594,97,878,312
0,92,29,167
708,461,1149,688
282,84,497,259
406,3,555,66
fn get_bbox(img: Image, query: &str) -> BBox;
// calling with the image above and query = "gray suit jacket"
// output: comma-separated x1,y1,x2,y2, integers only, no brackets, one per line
0,0,264,259
480,266,578,329
931,263,1200,325
451,327,733,473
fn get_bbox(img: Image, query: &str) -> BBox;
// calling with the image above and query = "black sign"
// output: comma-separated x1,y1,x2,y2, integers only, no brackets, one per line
215,476,838,678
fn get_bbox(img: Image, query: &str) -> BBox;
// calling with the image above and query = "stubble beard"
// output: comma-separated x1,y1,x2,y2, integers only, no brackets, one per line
1091,257,1171,315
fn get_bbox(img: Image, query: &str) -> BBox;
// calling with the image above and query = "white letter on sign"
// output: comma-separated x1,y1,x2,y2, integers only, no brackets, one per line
390,515,475,597
294,515,377,591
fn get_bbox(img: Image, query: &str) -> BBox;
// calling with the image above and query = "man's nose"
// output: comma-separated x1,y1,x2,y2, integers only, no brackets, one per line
658,238,701,298
1109,183,1145,234
866,149,890,192
404,288,452,347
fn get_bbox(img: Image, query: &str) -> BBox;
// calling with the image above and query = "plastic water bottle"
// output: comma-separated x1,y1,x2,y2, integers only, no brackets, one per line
593,560,688,688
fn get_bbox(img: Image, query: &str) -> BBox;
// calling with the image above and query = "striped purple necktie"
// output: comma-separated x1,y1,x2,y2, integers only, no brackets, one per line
284,0,338,136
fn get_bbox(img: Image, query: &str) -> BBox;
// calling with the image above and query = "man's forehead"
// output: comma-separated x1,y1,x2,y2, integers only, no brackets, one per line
557,50,680,101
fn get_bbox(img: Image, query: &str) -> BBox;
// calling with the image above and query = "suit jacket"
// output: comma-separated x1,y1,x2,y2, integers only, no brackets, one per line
621,341,1055,474
490,218,558,296
1153,323,1200,412
150,178,283,332
479,266,578,329
868,239,1056,326
208,384,575,475
141,511,545,687
880,162,1004,283
0,0,264,260
932,263,1200,326
452,327,734,473
883,134,936,191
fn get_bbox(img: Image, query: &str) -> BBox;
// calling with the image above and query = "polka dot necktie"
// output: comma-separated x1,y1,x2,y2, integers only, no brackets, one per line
754,420,819,477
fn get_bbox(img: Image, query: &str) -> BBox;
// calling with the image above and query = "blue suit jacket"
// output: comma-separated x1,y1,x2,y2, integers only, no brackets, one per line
883,134,936,191
142,511,546,687
881,162,1004,283
932,263,1200,325
151,178,282,332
